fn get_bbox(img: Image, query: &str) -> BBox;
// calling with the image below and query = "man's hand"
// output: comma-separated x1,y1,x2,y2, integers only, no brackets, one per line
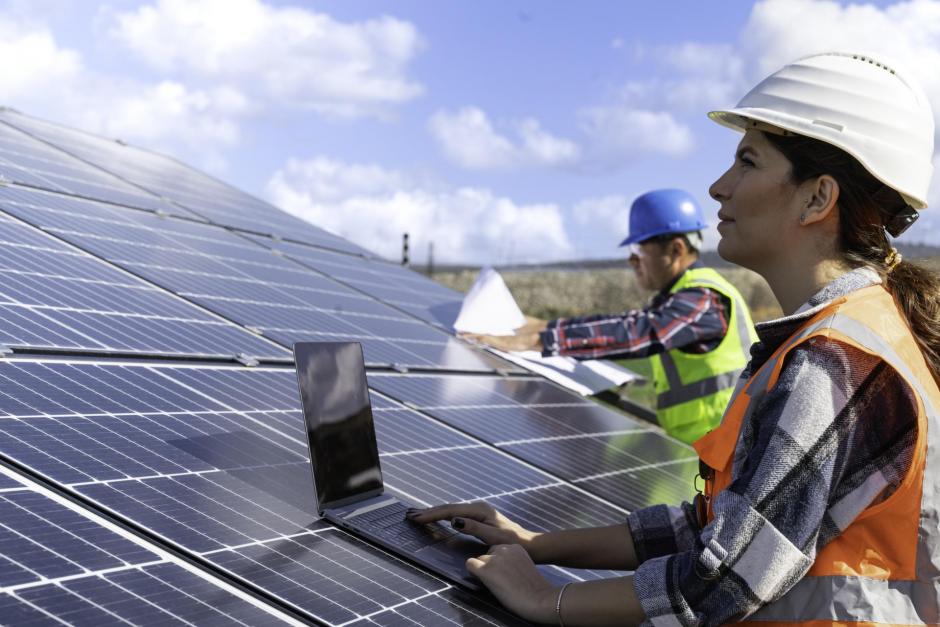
459,316,549,352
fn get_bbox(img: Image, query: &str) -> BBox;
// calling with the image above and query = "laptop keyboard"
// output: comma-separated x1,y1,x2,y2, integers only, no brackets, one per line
352,501,457,551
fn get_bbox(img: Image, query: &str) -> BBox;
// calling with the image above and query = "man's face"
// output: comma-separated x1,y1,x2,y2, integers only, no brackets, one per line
628,239,678,291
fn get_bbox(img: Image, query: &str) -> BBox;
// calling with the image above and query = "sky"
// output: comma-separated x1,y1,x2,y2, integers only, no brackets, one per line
2,0,939,265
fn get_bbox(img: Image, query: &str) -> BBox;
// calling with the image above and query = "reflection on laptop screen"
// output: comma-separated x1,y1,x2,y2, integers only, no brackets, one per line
294,342,383,510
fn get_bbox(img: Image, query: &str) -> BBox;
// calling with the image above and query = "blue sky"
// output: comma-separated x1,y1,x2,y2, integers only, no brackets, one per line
2,0,938,264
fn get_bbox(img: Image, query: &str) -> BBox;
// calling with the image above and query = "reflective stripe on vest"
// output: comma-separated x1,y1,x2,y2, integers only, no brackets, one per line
655,276,755,410
695,285,940,624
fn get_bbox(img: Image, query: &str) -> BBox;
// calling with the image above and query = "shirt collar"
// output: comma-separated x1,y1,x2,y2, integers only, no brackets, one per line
657,260,705,298
746,266,882,373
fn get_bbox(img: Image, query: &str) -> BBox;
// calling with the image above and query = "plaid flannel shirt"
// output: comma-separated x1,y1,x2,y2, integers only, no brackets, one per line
626,268,918,625
539,263,731,360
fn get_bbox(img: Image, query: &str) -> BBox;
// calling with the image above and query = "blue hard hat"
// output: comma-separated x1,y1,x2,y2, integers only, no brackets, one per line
619,188,708,246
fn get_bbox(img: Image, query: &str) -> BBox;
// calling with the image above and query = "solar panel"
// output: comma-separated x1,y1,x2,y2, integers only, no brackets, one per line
244,234,466,329
0,108,703,626
0,110,373,253
0,117,180,216
0,469,300,625
367,373,698,511
0,184,509,372
0,203,285,360
0,357,632,622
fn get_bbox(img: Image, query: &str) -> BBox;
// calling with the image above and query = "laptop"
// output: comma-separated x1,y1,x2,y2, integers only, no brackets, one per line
292,340,492,590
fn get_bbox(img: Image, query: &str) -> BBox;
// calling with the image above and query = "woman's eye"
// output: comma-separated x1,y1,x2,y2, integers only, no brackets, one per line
739,157,755,167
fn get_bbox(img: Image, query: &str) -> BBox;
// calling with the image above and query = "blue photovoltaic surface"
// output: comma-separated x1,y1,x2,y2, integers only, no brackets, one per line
244,234,466,329
0,205,284,359
0,183,509,371
0,472,293,625
0,109,373,253
0,118,179,216
367,373,698,511
0,358,629,623
0,108,697,626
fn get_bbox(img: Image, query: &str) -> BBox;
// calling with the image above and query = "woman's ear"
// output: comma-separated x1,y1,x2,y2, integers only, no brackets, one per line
800,175,840,226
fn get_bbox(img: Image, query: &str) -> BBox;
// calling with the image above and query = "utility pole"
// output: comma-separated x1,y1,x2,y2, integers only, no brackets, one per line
427,241,434,277
401,232,409,266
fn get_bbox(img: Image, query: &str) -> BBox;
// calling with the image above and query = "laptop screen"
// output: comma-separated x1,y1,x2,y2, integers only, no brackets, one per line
293,341,384,510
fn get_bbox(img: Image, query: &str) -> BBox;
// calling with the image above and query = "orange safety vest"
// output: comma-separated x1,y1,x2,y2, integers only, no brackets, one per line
693,285,940,625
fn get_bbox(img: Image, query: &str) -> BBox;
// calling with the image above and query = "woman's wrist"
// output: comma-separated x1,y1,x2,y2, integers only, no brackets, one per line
527,582,565,625
521,530,550,563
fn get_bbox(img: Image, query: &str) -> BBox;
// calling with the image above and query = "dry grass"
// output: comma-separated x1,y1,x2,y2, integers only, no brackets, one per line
433,258,939,412
434,266,783,322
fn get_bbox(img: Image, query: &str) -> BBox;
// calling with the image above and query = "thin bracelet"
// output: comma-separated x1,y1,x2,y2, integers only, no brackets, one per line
556,582,573,627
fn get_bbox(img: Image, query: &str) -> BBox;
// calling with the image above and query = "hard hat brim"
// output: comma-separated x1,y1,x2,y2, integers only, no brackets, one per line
707,107,929,211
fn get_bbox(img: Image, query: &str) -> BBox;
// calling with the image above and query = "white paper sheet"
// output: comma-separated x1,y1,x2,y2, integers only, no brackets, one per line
453,268,644,396
453,266,526,335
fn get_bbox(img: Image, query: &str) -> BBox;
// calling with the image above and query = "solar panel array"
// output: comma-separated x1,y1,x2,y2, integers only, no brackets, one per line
0,109,696,625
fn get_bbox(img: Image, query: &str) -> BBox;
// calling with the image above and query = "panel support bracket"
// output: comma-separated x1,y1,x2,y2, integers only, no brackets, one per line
234,353,260,367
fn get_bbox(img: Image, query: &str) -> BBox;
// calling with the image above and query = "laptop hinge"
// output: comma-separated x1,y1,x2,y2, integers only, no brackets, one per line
342,496,399,519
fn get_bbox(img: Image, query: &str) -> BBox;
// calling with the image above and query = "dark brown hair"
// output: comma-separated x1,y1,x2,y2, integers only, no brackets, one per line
765,132,940,383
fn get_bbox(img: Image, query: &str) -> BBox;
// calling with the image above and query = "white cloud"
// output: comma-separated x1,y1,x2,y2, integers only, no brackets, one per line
0,18,81,101
0,14,252,171
265,157,573,264
429,105,689,172
578,107,695,164
570,195,632,254
517,118,582,166
110,0,424,117
428,107,579,170
428,108,517,169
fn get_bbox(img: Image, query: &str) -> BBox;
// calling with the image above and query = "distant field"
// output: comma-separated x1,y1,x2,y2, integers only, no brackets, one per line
432,258,940,412
432,257,940,323
433,265,783,322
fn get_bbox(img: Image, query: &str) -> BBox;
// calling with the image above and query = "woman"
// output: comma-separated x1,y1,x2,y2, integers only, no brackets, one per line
410,51,940,625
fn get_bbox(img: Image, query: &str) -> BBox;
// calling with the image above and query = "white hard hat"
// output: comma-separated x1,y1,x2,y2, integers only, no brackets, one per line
709,51,934,210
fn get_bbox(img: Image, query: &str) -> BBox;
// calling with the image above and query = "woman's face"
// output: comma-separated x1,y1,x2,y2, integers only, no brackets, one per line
708,129,803,272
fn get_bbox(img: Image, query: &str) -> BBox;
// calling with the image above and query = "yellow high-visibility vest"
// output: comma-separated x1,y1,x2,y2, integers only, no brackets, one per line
623,267,756,444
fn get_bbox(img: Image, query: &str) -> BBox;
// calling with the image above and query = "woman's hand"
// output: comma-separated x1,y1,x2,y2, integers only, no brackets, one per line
467,544,558,624
407,501,539,553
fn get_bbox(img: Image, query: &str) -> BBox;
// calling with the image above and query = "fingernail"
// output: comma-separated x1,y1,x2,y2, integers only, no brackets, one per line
452,517,465,530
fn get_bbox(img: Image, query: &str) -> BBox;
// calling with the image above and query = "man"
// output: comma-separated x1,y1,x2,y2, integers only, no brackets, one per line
470,189,756,444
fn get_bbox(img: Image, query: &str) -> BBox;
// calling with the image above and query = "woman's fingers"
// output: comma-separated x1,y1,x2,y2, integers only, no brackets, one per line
465,554,488,575
407,502,492,524
450,516,507,545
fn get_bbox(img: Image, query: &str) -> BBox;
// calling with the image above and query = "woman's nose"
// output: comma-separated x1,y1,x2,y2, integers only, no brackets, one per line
709,169,731,201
